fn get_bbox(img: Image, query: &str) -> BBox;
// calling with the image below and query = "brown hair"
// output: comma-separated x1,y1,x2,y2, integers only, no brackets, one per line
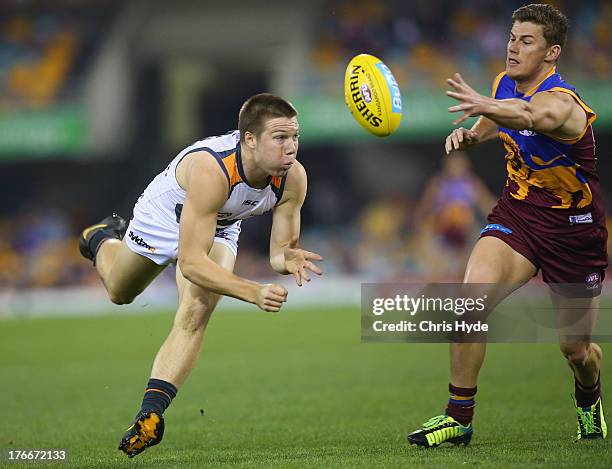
512,3,568,48
238,93,297,142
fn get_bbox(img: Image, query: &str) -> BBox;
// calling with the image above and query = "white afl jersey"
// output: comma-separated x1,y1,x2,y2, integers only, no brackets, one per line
125,130,287,265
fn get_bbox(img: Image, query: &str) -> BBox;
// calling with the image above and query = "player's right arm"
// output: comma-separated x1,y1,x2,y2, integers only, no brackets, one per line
177,153,287,312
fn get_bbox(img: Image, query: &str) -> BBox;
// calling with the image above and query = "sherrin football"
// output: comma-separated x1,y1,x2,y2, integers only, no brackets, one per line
344,54,402,137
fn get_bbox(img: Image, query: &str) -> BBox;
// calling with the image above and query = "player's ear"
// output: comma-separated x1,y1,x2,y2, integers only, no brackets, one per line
545,44,561,63
243,131,257,149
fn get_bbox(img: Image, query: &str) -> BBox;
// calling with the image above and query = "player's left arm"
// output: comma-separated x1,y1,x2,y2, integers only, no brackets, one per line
269,161,323,286
446,73,587,140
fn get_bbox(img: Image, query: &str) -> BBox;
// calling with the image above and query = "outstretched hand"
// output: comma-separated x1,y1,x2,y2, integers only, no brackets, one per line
444,128,479,154
284,245,323,286
446,73,490,126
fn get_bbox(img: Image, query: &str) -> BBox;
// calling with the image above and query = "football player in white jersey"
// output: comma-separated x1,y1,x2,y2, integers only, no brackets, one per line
79,94,323,458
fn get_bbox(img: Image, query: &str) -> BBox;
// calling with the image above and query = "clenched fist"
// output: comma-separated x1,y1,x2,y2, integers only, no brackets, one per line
255,283,288,312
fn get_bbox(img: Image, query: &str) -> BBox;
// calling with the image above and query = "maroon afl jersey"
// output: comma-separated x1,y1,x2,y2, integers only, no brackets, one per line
490,66,605,233
480,67,608,297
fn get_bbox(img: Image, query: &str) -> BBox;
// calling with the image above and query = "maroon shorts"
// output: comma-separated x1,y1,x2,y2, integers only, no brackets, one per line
480,196,608,297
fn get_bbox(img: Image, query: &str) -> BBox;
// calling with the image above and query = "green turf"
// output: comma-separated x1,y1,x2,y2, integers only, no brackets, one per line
1,307,611,468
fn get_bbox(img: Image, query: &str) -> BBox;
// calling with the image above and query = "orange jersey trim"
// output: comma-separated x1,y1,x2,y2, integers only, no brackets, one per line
270,176,283,189
221,152,243,189
491,71,507,98
522,66,557,97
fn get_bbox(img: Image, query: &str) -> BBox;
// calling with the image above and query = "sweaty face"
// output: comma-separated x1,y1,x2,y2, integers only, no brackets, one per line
254,116,299,177
506,21,554,81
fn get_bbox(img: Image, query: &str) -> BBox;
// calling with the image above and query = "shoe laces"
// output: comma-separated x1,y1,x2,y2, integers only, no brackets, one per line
422,415,452,429
577,407,601,434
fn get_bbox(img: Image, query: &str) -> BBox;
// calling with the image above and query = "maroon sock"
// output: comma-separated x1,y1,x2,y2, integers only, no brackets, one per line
445,383,476,426
575,375,601,408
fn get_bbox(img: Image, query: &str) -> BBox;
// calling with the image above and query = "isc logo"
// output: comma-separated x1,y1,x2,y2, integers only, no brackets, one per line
242,200,258,206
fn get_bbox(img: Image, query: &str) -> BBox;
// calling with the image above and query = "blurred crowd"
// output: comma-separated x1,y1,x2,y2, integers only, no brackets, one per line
308,0,611,93
294,152,496,282
0,211,92,288
0,1,114,110
4,0,608,108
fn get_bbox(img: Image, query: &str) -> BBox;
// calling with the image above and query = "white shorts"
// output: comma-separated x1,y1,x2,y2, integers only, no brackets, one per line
125,200,241,265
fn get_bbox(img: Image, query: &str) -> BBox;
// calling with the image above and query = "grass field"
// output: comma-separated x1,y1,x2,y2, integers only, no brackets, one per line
1,306,611,468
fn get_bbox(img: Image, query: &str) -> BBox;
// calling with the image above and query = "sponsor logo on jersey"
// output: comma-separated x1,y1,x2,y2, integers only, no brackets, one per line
519,129,537,136
242,200,259,206
569,212,593,225
128,230,156,253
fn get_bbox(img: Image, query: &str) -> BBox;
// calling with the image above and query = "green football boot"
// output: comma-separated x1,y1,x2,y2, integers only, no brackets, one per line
575,397,607,441
408,415,473,447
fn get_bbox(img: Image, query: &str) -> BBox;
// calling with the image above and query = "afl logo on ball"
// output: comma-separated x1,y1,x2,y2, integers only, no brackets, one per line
586,272,601,290
360,83,372,103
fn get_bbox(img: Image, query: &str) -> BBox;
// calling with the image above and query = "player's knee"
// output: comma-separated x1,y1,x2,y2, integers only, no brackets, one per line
560,343,589,367
107,287,136,305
